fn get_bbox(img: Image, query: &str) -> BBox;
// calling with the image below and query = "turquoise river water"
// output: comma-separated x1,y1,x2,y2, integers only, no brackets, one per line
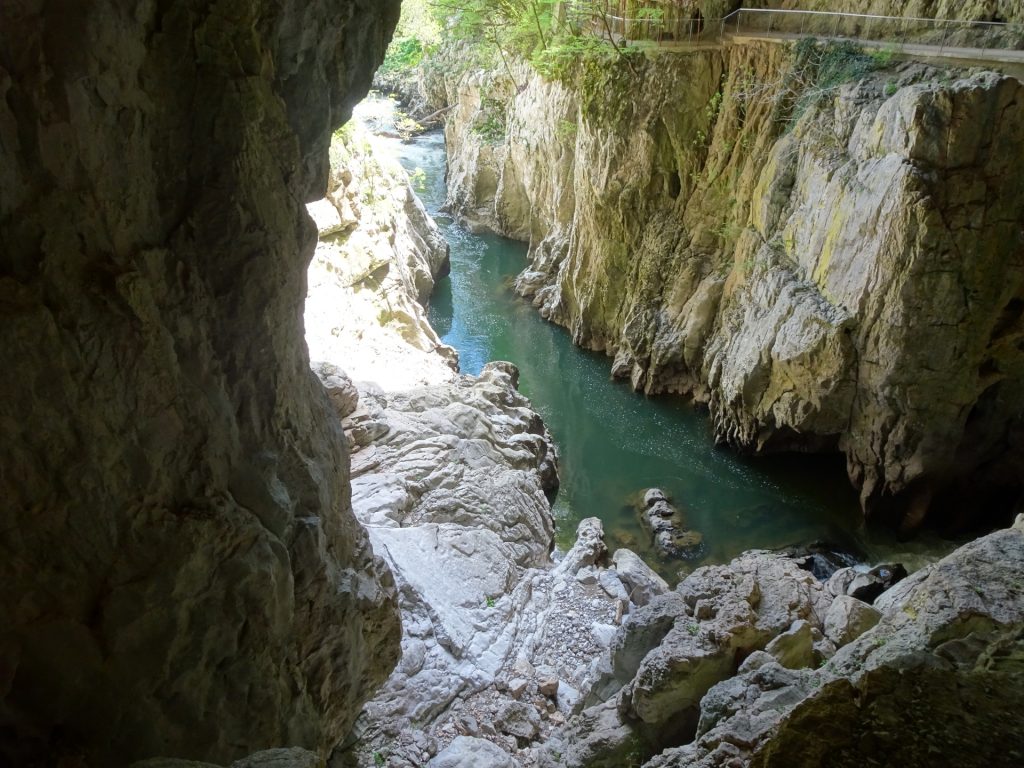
389,124,928,576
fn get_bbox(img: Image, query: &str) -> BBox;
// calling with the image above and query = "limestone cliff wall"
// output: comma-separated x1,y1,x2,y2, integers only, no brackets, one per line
440,45,1024,530
0,1,401,764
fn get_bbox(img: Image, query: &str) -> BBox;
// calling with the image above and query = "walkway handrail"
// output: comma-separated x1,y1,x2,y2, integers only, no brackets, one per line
720,7,1024,55
721,7,1017,30
571,2,1024,56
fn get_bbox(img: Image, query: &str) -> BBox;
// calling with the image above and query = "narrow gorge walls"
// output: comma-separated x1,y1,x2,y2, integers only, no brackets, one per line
439,43,1024,531
0,0,401,764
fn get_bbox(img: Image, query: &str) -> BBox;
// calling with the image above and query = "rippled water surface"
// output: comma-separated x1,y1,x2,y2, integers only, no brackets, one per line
386,116,901,575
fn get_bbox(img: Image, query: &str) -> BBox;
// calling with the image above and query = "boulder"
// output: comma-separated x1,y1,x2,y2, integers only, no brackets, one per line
311,362,360,418
764,619,815,669
612,548,670,606
824,595,882,647
495,701,541,742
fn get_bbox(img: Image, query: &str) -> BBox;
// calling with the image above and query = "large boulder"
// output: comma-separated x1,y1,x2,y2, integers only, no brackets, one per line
612,548,670,607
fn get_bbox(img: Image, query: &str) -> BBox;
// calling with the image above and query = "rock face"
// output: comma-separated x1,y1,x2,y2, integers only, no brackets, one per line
541,517,1024,767
0,1,402,764
439,43,1024,530
305,108,458,390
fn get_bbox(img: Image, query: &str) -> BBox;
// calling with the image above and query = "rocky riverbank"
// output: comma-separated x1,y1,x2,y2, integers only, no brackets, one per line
538,514,1024,767
302,113,678,767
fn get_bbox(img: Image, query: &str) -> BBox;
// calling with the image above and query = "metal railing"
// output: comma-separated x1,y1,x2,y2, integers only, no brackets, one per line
720,8,1024,55
567,3,1024,58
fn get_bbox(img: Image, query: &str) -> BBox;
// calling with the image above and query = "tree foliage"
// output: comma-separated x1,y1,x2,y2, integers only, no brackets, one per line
386,1,645,84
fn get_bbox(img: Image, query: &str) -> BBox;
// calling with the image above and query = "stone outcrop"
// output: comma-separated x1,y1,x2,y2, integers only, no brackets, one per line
542,551,832,766
540,516,1024,767
0,1,402,764
438,42,1024,531
305,107,458,390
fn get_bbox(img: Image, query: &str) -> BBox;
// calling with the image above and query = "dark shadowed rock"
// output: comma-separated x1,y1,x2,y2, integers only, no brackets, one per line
0,0,402,764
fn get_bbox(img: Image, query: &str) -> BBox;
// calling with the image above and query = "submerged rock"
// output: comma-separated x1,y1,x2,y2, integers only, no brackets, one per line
636,488,706,560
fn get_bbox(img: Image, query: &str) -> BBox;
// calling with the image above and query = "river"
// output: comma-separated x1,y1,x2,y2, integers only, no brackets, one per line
369,101,944,576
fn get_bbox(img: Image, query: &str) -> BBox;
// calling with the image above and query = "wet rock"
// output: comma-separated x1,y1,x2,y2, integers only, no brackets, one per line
635,489,705,560
790,545,861,581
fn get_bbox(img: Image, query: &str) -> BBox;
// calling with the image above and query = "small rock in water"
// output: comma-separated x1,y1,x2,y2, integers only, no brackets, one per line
644,488,668,507
635,488,705,560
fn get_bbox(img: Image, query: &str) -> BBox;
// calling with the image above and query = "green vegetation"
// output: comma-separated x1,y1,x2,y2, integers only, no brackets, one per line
786,38,895,123
555,118,578,141
380,0,441,75
472,96,507,142
417,1,647,84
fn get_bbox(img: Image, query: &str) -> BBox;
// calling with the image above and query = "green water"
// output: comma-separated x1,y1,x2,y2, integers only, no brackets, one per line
394,127,875,575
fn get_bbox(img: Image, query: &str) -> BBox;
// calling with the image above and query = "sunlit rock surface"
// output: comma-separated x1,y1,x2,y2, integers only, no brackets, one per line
439,44,1024,530
305,106,457,391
